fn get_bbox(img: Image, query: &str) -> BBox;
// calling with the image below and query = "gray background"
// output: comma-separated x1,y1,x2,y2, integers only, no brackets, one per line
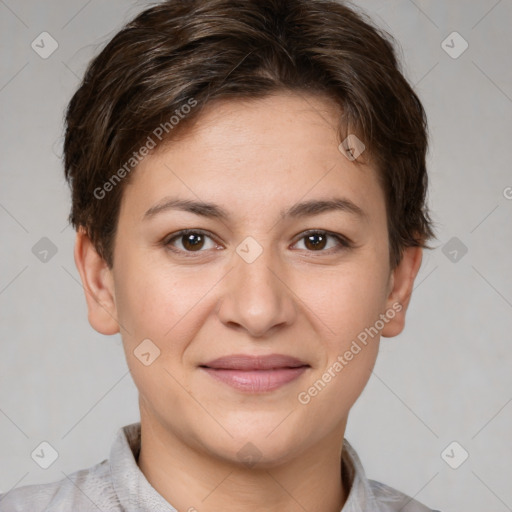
1,0,511,510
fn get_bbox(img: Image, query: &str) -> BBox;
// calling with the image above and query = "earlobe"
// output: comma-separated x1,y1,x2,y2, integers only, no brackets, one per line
73,227,120,335
381,246,423,338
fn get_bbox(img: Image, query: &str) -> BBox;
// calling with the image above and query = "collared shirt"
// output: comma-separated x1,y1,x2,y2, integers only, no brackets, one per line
0,422,440,512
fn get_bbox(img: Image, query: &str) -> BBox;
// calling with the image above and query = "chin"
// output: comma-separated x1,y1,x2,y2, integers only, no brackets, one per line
192,417,312,469
211,436,304,470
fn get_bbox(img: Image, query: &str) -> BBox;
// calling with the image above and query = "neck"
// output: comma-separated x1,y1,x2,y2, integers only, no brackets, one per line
137,406,349,512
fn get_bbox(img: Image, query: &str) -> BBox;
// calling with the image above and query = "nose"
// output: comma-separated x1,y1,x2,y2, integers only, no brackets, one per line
215,242,298,338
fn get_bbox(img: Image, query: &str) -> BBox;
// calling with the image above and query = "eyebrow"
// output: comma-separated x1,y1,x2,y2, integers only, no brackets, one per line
143,196,367,222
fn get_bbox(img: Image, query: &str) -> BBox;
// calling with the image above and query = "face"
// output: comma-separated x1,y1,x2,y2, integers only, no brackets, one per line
77,92,421,468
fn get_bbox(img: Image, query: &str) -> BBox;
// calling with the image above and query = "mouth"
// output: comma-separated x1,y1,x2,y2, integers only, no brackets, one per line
199,354,310,393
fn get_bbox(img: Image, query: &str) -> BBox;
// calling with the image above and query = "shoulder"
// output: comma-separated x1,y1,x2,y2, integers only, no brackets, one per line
368,479,441,512
0,459,119,512
341,439,441,512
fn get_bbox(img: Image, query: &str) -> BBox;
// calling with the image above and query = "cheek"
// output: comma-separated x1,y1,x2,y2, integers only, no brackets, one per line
113,263,202,419
114,254,197,335
303,258,389,338
113,255,222,381
297,250,388,395
297,268,384,414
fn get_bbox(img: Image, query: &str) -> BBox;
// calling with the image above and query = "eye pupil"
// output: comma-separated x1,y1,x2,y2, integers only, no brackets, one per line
305,233,327,251
183,233,204,251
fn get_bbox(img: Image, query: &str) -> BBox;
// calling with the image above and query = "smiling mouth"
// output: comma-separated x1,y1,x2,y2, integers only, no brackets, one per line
199,354,310,393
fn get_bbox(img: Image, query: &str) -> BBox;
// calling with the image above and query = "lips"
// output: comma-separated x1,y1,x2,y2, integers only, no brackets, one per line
200,354,310,393
201,354,309,371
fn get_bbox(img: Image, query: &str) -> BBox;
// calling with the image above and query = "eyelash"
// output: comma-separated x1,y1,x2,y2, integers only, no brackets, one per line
163,229,353,257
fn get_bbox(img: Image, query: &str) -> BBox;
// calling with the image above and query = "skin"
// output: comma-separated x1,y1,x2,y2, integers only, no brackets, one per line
74,92,423,512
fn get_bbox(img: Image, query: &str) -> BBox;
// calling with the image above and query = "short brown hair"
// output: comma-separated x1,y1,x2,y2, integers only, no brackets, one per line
63,0,437,270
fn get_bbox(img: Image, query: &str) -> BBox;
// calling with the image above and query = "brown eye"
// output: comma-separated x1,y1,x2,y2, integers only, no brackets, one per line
181,232,205,251
294,230,352,253
165,230,218,254
304,232,328,251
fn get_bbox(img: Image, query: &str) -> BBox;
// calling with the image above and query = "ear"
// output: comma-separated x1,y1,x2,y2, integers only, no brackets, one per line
73,227,120,335
381,246,423,338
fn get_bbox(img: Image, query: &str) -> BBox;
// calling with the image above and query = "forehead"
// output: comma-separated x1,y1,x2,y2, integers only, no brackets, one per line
120,92,385,226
